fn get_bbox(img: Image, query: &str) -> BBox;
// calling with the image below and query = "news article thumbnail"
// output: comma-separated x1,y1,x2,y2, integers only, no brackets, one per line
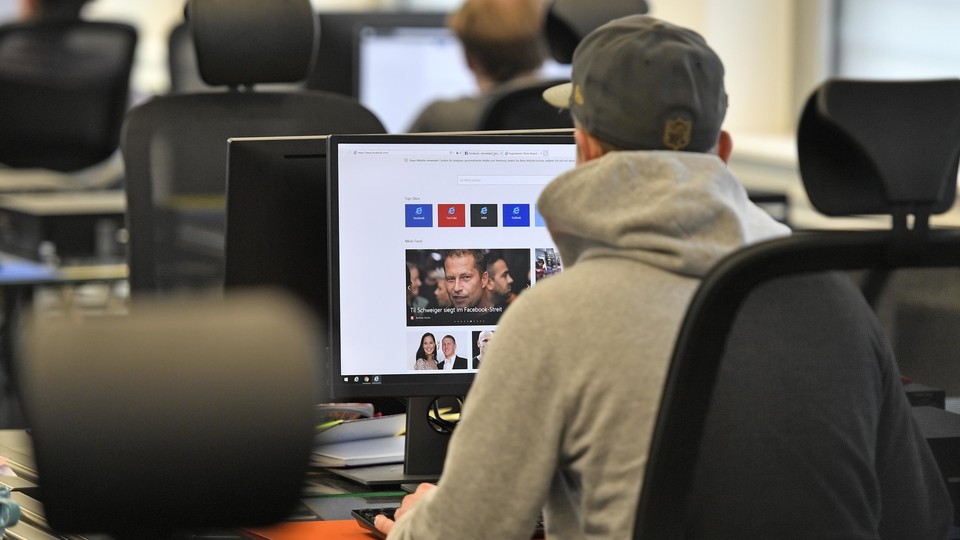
406,248,530,326
535,247,563,282
407,329,473,371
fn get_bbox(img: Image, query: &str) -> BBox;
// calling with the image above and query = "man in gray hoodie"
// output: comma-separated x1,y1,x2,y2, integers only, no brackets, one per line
377,15,953,540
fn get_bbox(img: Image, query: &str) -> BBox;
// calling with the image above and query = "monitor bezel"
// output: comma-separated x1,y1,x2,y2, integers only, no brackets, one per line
224,135,331,320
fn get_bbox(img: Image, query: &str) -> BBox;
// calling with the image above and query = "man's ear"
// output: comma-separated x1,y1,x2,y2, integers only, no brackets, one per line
574,128,605,164
717,130,733,164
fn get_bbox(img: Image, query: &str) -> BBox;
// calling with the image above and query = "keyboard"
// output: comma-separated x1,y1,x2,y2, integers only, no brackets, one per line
352,507,545,538
351,507,395,539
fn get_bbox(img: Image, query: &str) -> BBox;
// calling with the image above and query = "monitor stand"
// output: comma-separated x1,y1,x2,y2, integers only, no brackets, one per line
327,396,456,487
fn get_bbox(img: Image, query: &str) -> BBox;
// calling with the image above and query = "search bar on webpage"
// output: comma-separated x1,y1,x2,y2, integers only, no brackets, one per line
457,175,555,185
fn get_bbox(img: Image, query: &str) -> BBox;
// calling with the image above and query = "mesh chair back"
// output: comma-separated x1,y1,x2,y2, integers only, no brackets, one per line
122,0,385,294
0,20,136,172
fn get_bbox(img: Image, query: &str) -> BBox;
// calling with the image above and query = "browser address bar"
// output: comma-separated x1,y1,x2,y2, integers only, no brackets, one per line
351,150,453,156
457,175,555,185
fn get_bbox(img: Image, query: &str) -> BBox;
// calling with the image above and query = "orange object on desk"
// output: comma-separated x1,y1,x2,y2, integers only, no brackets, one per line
244,519,378,539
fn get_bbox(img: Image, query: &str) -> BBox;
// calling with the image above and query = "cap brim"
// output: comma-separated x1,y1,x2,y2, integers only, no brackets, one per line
542,82,573,109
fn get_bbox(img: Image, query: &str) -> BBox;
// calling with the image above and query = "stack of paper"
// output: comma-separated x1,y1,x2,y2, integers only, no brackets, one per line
312,414,406,468
315,403,375,427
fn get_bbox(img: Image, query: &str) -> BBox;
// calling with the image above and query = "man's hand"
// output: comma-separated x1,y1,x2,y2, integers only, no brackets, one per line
374,483,437,537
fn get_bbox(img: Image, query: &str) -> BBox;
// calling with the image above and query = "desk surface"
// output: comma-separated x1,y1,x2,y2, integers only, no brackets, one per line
0,253,127,286
0,429,36,482
0,191,125,216
244,519,377,539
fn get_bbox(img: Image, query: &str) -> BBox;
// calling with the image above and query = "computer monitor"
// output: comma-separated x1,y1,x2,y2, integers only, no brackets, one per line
327,131,576,481
307,11,448,99
0,0,16,21
355,23,573,133
223,135,329,319
355,24,472,133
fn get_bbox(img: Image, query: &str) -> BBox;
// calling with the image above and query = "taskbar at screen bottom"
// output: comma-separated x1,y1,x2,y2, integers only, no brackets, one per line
332,372,474,399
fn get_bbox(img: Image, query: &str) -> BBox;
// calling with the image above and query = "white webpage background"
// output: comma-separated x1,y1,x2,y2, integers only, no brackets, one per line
336,141,576,375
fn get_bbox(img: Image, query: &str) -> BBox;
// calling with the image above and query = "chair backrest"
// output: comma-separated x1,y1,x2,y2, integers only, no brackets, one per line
634,79,960,537
544,0,648,63
476,78,574,131
121,0,386,295
0,19,137,172
17,290,321,537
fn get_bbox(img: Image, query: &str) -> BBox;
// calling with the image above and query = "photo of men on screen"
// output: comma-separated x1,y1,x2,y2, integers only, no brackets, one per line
440,333,471,370
535,247,563,282
470,329,494,369
406,248,529,326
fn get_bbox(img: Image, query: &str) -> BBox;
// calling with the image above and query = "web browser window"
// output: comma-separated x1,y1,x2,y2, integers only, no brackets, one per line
329,133,575,390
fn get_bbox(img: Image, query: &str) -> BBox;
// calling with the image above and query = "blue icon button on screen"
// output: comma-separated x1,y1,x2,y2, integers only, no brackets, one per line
405,204,433,227
503,204,530,227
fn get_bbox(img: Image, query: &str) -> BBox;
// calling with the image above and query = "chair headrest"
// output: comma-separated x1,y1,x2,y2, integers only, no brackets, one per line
544,0,648,64
797,79,960,218
20,290,321,535
187,0,315,87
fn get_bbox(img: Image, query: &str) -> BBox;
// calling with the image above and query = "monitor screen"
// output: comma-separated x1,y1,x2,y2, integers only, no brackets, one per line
355,24,572,133
307,12,448,99
224,135,329,319
328,131,577,403
356,25,472,133
328,131,575,482
0,0,16,22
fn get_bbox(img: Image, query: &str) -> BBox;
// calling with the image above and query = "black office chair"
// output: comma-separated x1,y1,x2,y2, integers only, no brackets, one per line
476,78,574,131
167,18,306,96
635,79,960,537
121,0,386,295
544,0,648,63
17,290,321,538
0,18,136,172
166,20,209,94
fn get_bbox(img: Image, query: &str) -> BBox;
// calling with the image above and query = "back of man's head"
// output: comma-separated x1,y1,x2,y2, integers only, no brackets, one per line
544,15,727,153
447,0,546,83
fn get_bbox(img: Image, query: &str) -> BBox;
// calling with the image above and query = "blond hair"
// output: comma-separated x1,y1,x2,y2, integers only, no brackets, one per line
447,0,547,83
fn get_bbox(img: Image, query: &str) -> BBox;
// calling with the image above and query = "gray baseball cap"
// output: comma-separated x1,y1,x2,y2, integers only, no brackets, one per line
543,15,727,152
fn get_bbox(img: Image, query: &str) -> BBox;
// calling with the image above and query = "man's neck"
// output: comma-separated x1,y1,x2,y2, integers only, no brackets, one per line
476,68,542,95
475,72,495,95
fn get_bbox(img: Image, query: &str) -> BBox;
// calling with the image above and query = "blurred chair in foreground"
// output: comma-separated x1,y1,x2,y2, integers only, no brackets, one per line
122,0,385,295
636,79,960,537
18,290,321,538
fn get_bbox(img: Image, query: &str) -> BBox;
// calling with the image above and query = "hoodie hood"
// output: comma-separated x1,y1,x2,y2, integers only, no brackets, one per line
538,150,790,277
